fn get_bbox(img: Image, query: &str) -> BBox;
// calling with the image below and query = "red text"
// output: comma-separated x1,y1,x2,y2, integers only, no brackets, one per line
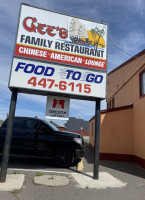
23,17,68,39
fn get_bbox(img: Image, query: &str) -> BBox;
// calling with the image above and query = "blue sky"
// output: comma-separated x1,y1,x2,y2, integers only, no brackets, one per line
0,0,145,121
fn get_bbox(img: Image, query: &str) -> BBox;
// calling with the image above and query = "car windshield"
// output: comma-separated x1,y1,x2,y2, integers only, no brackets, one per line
42,120,59,131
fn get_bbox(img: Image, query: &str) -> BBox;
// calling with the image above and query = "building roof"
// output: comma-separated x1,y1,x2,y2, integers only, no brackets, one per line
108,49,145,75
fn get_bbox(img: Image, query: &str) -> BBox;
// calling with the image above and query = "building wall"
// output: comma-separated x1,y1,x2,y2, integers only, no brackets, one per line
109,79,133,108
90,60,145,167
108,63,145,108
132,67,145,160
107,65,145,160
89,107,133,155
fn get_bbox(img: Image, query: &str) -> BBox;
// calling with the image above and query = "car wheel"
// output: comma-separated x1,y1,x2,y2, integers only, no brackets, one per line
54,147,74,168
72,157,81,166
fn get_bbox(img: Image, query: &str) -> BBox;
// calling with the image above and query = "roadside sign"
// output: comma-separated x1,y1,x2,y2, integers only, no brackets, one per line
14,4,108,71
45,96,70,120
1,3,107,183
9,58,107,99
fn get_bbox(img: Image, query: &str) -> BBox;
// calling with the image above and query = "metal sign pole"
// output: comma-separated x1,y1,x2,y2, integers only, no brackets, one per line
93,99,101,179
0,90,18,182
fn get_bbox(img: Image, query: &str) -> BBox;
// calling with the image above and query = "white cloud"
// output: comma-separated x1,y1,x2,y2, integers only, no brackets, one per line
127,0,145,17
108,28,145,72
19,93,46,106
0,58,13,94
1,0,145,121
70,99,95,120
121,31,145,53
15,108,44,118
0,113,7,120
0,104,9,120
0,102,44,120
0,29,15,49
101,100,107,110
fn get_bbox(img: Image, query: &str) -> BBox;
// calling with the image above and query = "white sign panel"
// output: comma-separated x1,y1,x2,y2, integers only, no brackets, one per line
9,58,107,99
14,4,108,71
45,96,70,120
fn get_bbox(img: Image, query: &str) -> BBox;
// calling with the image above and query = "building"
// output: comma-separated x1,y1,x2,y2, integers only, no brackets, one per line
49,121,66,131
89,49,145,169
65,117,90,136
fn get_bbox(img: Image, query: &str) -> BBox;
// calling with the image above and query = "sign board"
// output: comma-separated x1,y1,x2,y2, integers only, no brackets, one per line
45,96,70,120
9,58,107,99
14,4,108,71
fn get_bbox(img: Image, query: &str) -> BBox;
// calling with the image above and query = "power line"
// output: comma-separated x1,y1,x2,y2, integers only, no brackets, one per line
108,37,133,57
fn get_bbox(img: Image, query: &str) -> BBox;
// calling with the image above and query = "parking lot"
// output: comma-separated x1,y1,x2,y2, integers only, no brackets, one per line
0,137,145,200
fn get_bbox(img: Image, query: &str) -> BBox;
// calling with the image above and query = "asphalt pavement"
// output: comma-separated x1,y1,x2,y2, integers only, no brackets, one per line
0,137,145,200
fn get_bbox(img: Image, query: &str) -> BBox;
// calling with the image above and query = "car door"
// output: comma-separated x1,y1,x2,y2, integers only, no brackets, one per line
11,118,37,155
36,122,56,156
0,119,27,154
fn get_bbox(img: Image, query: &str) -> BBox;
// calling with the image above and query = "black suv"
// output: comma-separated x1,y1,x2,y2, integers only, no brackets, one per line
0,117,84,168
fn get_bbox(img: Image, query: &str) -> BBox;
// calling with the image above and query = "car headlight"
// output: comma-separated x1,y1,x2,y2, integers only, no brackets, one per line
73,138,82,145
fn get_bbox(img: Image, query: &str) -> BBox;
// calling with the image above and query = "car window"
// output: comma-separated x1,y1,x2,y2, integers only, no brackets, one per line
1,119,8,136
42,120,59,131
26,119,38,132
1,120,8,129
12,119,26,136
13,119,25,130
39,122,52,135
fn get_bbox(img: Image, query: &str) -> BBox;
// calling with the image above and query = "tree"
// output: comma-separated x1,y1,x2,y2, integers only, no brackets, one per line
90,27,105,49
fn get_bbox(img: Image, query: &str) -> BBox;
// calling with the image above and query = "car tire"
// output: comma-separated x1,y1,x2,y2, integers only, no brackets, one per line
54,147,74,168
72,157,81,166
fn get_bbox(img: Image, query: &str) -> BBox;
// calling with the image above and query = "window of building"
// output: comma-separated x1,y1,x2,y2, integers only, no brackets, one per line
107,102,109,109
112,98,115,108
109,100,111,109
140,70,145,97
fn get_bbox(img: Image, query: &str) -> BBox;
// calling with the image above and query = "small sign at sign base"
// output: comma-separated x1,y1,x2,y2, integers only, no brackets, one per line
45,96,70,120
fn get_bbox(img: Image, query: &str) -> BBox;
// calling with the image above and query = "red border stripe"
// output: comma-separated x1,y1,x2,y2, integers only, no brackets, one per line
15,44,106,70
